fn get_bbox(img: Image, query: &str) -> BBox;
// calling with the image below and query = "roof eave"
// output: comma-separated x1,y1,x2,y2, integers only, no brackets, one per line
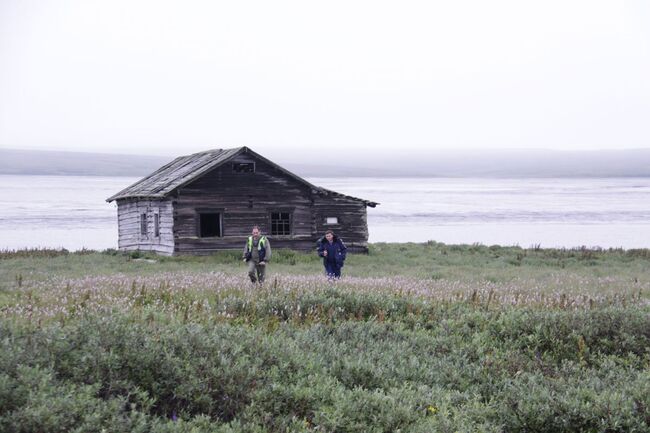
106,194,167,203
317,188,379,207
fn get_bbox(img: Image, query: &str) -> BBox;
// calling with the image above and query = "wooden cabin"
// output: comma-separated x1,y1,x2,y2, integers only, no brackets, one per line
106,147,378,255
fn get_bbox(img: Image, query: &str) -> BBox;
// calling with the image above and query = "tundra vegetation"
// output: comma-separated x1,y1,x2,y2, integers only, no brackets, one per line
1,242,649,432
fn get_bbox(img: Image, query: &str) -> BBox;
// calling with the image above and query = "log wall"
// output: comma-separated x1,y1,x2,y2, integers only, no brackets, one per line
116,199,174,255
313,196,369,252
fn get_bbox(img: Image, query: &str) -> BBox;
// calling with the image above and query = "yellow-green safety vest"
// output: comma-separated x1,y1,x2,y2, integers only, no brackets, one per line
247,236,267,251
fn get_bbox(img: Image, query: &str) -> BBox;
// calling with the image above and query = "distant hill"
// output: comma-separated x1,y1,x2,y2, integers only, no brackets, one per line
1,148,649,178
0,149,172,177
327,148,650,178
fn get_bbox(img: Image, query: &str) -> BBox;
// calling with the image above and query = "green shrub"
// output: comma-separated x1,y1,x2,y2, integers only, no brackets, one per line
1,303,649,432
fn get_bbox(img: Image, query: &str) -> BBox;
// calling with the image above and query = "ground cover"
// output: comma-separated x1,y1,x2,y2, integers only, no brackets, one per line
1,243,649,432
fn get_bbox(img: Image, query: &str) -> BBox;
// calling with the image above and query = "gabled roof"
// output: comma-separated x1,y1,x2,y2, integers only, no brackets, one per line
106,147,378,207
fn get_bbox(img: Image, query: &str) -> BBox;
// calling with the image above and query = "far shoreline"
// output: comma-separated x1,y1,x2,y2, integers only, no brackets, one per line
3,172,650,179
2,241,650,259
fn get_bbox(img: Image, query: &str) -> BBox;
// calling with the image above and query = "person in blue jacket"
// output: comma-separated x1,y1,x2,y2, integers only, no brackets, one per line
317,230,347,279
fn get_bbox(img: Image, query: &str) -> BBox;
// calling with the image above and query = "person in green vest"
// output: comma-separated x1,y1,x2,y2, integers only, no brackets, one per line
242,225,271,284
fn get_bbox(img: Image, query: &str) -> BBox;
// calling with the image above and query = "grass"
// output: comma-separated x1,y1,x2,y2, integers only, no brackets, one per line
1,243,649,432
2,242,650,288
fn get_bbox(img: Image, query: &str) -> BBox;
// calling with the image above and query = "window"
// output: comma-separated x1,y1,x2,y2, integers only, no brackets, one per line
140,213,147,235
232,162,255,173
270,212,291,236
199,213,222,237
325,217,338,225
154,213,160,237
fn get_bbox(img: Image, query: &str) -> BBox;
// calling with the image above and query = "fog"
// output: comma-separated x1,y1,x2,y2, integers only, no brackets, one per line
2,148,649,178
1,0,649,159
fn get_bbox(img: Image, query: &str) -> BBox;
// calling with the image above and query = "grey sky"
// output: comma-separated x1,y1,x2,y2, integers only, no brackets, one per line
1,0,649,162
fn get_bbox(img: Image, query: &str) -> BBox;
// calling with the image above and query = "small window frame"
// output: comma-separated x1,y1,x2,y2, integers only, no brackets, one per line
140,212,147,236
232,162,256,173
269,210,292,236
154,213,160,237
325,217,339,225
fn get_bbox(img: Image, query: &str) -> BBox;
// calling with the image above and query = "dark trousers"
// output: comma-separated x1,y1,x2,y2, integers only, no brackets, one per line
324,262,342,278
247,260,266,283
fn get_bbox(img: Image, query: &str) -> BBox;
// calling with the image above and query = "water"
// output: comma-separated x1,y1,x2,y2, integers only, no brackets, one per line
1,175,649,250
313,177,650,249
0,175,128,251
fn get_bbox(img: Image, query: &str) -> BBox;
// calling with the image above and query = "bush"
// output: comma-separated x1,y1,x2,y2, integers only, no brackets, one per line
2,302,650,432
0,248,70,260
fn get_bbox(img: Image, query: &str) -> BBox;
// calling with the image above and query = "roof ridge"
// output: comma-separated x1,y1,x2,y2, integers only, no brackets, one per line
183,146,245,158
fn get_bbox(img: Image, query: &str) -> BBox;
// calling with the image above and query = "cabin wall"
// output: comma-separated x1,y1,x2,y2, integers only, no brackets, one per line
116,199,174,255
313,196,369,252
173,155,317,254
